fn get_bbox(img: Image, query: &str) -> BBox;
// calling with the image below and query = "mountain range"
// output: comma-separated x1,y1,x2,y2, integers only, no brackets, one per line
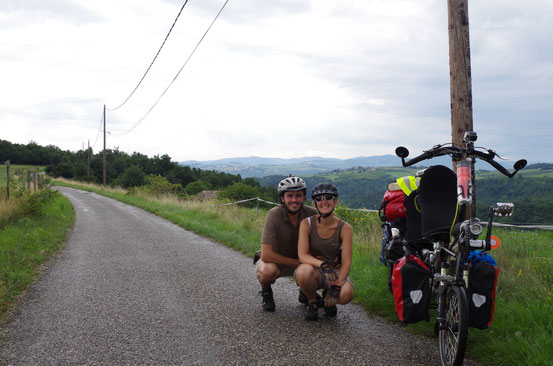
180,155,453,178
180,155,402,178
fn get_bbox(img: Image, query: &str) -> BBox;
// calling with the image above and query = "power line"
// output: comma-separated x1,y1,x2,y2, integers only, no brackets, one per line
92,110,105,148
107,0,190,111
114,0,231,137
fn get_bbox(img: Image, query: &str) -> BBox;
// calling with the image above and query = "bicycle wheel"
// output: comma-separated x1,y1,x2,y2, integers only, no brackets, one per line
438,285,468,366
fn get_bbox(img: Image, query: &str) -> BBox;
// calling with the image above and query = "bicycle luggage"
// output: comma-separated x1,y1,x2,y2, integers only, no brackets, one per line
392,255,430,324
379,182,406,222
467,252,498,329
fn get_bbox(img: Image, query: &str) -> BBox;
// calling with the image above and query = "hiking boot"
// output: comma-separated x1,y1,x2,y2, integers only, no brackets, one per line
321,288,338,317
323,305,337,317
260,286,275,312
305,301,318,321
299,290,324,307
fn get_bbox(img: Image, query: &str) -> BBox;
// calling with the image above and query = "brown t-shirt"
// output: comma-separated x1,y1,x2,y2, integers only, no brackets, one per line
307,215,345,268
261,205,318,259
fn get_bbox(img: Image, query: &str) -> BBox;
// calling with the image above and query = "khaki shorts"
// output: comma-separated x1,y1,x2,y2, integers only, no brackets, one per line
255,260,297,278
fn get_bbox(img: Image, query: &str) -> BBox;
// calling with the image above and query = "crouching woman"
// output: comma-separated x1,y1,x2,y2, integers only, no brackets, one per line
295,182,354,321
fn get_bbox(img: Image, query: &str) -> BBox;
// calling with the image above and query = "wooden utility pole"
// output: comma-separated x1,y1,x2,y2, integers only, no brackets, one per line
448,0,475,217
103,105,107,186
447,0,473,146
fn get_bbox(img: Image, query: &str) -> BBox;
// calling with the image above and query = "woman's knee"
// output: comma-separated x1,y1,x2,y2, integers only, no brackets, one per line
339,283,354,304
295,264,317,282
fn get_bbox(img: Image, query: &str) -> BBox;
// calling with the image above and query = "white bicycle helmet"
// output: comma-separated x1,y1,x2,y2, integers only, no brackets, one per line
277,175,307,195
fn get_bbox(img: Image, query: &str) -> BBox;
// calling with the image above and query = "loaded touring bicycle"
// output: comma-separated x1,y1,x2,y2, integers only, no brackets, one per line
383,131,526,366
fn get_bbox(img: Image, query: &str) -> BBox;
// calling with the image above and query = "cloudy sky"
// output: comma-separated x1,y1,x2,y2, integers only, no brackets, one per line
1,0,552,164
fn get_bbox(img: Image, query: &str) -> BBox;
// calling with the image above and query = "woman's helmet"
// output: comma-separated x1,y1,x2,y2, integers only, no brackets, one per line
311,182,338,198
278,176,307,195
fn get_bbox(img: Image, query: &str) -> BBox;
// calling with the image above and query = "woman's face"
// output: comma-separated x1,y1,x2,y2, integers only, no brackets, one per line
314,194,337,215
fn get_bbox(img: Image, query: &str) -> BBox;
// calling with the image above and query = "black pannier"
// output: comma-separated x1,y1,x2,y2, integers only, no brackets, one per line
467,260,498,329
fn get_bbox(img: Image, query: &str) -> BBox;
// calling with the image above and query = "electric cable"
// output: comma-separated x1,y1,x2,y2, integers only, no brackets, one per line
114,0,230,137
107,0,190,111
92,110,105,148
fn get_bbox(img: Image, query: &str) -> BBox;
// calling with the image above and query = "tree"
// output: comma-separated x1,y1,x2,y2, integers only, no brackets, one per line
219,182,258,201
119,165,146,188
184,180,212,196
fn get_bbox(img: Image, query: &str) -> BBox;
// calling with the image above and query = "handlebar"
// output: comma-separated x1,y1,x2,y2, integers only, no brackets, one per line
396,141,526,178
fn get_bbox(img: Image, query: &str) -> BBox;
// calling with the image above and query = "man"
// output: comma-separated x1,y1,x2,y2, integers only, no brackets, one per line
255,176,318,312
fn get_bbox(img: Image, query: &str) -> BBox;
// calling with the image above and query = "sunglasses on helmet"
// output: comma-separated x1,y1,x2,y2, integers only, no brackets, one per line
313,195,335,202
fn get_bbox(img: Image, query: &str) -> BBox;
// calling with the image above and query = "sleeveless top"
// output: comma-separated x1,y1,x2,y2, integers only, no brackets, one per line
307,215,345,268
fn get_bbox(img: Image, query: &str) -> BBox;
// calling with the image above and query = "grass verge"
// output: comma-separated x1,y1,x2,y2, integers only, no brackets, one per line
53,179,552,365
0,190,74,322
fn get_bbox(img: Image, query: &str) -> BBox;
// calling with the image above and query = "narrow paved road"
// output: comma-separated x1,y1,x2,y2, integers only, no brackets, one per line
0,187,475,365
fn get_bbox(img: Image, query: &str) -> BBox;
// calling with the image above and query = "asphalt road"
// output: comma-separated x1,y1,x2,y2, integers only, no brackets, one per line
0,187,476,365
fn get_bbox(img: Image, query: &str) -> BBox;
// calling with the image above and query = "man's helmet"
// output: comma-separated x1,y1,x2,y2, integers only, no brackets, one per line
278,176,307,195
311,182,338,198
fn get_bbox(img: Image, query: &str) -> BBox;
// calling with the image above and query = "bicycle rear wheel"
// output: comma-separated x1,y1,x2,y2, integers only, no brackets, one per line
438,285,468,366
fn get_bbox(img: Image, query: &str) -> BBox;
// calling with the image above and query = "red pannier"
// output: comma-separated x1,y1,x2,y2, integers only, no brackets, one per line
392,255,430,324
379,182,406,222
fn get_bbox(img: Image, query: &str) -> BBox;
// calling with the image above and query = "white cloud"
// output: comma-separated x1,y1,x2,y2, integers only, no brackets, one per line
0,0,551,163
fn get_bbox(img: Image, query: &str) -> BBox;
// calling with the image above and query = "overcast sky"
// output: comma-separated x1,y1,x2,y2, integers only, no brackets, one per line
1,0,551,164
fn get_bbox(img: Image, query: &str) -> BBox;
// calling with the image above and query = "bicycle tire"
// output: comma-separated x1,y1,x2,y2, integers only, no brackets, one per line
438,285,468,366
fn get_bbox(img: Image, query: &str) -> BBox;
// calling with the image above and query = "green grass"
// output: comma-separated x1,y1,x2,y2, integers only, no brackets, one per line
0,190,74,321
45,179,553,365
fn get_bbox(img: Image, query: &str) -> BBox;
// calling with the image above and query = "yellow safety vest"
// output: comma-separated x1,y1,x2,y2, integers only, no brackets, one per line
396,176,419,196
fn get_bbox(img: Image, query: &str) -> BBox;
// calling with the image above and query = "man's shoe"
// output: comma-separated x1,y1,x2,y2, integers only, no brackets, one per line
260,286,275,312
323,305,337,317
299,290,324,307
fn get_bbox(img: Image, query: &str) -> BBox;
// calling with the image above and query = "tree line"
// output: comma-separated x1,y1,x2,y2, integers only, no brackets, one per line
0,140,278,202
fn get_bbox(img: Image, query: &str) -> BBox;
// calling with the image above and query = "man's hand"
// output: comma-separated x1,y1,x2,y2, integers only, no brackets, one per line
324,285,341,307
320,261,338,282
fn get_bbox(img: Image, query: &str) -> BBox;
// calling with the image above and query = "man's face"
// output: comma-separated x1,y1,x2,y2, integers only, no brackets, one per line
281,191,305,213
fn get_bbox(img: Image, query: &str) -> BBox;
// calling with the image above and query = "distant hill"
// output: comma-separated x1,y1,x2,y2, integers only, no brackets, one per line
181,154,529,179
254,163,553,224
180,155,404,178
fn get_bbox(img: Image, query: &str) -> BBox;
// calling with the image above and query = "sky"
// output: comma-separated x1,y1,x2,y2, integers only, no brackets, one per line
1,0,552,164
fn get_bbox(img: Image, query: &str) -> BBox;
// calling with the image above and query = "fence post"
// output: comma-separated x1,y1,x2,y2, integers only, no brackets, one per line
256,198,259,215
27,170,31,190
33,172,37,191
5,160,9,200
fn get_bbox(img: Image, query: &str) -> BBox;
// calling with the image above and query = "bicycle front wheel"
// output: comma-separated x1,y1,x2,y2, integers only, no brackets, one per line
438,285,468,366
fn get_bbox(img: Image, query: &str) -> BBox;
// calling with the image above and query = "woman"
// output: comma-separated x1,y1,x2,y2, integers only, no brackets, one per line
295,182,354,321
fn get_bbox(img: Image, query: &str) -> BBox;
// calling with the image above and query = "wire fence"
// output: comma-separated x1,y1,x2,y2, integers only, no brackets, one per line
215,196,553,231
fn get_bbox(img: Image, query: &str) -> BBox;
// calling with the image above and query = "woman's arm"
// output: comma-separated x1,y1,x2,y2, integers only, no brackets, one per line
298,218,323,267
335,222,353,287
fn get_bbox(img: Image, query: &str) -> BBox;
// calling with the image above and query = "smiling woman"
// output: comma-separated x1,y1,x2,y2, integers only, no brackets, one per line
295,182,354,321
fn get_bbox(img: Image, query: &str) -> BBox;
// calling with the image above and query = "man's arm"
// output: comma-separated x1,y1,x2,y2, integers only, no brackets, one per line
260,243,300,267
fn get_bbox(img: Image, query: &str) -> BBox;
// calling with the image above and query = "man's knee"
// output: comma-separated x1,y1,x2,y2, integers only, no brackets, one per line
256,261,279,284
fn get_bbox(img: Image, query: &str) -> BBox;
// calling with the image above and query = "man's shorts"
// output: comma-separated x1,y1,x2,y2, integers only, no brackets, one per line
255,260,297,278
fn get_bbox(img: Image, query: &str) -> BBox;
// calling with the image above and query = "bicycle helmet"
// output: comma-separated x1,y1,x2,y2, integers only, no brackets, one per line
311,182,338,221
311,182,338,198
277,176,307,195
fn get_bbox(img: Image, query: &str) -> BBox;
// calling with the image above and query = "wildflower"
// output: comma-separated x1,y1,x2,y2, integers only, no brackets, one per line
517,269,522,278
